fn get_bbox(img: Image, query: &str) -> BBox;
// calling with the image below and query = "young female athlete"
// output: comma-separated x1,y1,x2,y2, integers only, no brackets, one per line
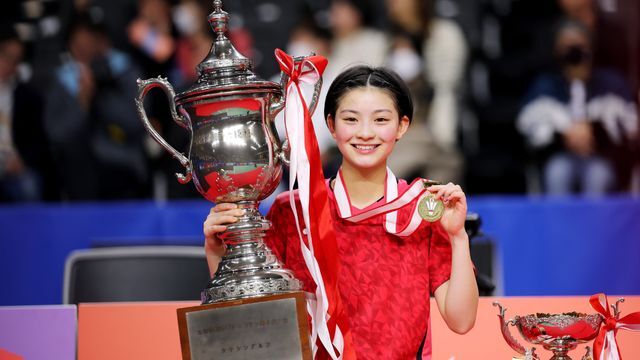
203,66,478,359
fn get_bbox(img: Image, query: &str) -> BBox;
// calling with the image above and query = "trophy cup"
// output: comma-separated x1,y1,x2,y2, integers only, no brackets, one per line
135,1,320,358
493,302,611,360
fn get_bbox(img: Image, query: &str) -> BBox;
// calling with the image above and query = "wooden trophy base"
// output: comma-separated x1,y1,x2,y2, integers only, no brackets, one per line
177,291,312,360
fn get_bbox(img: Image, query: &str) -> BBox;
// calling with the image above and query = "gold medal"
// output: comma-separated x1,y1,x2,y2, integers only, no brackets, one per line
418,193,444,222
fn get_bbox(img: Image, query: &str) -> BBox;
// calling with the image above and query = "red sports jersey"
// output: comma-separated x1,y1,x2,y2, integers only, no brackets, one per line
264,179,452,360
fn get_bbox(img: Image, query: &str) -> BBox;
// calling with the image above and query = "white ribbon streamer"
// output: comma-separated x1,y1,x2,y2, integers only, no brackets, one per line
281,57,343,360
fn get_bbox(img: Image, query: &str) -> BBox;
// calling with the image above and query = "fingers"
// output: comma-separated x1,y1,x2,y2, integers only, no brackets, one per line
203,203,246,242
426,182,466,205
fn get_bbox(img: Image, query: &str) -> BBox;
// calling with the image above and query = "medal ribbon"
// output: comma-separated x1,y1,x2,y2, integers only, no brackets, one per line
275,49,355,360
334,167,433,237
589,293,640,360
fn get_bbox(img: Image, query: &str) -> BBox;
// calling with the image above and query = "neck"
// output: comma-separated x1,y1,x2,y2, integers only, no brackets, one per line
339,162,387,208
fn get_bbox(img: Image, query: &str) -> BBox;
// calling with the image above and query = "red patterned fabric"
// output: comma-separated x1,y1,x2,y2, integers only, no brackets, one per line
264,179,452,360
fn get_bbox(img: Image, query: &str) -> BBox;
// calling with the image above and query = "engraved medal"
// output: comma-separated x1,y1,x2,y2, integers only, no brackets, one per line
419,179,443,222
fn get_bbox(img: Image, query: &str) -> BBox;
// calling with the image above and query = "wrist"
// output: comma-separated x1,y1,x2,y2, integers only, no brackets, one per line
447,229,469,245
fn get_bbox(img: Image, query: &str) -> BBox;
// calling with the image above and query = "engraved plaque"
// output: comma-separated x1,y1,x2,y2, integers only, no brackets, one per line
177,292,311,360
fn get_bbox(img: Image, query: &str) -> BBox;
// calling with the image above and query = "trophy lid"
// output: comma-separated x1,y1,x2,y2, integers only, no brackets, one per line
177,0,280,102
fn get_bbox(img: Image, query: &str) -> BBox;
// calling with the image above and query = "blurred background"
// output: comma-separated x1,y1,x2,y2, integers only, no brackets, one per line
0,0,639,306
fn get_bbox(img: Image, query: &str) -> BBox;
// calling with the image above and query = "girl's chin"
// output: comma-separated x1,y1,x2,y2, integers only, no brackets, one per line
343,157,387,171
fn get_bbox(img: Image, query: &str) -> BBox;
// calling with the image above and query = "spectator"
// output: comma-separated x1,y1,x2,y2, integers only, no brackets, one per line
0,26,57,202
517,20,638,195
384,0,468,184
44,14,149,200
171,0,212,90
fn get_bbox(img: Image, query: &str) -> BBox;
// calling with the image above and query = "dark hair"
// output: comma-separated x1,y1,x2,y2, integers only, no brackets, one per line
324,65,414,123
553,18,593,48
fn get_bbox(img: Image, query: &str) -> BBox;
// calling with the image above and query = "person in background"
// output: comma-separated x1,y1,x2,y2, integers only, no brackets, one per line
128,0,176,77
171,0,212,90
45,14,149,200
384,0,468,185
0,26,57,202
517,19,638,195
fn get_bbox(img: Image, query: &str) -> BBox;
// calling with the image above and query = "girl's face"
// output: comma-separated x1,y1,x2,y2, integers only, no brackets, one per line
328,87,410,172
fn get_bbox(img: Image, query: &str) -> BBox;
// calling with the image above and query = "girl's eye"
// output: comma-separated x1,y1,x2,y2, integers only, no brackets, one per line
375,118,390,123
343,117,357,123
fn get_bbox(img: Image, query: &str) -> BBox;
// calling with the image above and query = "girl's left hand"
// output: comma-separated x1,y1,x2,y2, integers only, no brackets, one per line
427,182,467,237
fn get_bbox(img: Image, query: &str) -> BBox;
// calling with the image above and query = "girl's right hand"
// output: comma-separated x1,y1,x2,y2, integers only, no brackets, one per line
203,203,245,255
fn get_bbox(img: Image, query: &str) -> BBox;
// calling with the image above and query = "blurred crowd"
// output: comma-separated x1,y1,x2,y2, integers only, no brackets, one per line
0,0,638,202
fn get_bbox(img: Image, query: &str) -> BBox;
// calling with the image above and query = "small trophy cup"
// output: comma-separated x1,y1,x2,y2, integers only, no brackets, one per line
135,1,319,358
493,302,612,360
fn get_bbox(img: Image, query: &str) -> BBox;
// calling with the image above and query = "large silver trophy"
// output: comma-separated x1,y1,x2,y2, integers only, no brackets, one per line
136,1,317,358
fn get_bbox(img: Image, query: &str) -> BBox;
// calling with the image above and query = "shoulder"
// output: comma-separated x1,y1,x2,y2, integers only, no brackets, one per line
590,68,634,100
429,18,465,42
523,72,567,104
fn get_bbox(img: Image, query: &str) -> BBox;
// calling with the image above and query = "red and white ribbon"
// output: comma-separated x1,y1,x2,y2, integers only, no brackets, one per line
275,49,354,360
334,167,433,237
590,293,640,360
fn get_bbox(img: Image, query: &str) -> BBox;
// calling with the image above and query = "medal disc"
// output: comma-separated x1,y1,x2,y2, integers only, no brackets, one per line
418,194,444,222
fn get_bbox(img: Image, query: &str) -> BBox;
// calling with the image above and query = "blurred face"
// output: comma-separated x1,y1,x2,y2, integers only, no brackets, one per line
328,87,409,172
0,39,23,82
555,27,592,67
385,0,419,25
69,28,99,64
330,1,362,37
558,0,596,29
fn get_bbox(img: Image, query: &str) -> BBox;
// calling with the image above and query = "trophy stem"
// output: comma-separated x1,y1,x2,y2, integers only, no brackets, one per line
201,200,302,304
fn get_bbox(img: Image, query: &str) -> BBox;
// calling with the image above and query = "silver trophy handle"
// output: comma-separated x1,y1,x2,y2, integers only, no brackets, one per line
277,54,324,116
135,76,192,184
612,297,625,318
493,302,540,360
271,54,323,167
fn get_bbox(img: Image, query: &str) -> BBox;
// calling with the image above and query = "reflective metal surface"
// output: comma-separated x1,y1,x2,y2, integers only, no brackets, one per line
135,0,321,304
494,302,602,360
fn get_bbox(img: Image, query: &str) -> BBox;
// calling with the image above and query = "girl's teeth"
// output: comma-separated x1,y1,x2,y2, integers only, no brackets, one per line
355,145,375,150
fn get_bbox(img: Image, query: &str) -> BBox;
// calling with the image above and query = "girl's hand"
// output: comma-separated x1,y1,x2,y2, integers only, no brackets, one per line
427,182,467,238
203,203,245,257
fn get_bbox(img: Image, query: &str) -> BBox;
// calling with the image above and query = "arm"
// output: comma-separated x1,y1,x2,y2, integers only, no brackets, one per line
429,183,479,334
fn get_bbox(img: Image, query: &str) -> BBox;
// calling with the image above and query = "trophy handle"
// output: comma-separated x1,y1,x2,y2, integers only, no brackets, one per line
135,76,192,184
493,302,540,359
612,297,625,318
276,139,290,166
277,54,324,116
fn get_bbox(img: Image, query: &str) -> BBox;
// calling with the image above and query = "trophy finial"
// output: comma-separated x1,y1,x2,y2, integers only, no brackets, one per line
196,0,253,81
208,0,228,38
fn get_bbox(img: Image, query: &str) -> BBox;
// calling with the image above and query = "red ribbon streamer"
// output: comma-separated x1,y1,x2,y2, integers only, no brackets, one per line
275,49,355,360
590,293,640,360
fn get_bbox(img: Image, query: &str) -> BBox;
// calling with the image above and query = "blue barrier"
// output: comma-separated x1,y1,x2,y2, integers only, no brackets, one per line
1,196,639,305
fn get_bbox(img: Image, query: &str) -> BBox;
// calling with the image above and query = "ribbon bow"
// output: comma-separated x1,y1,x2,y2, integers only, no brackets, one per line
589,293,640,360
274,49,355,360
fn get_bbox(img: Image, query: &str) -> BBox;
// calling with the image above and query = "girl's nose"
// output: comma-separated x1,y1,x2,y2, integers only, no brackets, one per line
355,120,375,139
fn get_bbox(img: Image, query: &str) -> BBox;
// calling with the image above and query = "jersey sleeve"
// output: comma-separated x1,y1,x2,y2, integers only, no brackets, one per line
428,221,452,295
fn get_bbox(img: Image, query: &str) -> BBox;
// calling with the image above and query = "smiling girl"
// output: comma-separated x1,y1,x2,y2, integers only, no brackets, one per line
204,66,478,359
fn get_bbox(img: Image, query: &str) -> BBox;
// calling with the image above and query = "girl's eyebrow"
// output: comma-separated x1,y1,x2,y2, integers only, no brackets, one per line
339,109,393,114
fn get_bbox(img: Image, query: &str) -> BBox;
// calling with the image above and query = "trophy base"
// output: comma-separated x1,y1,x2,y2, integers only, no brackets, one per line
202,276,303,303
177,291,312,360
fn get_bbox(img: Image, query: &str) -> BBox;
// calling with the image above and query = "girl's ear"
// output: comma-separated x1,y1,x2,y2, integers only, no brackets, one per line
327,115,337,139
396,115,410,140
